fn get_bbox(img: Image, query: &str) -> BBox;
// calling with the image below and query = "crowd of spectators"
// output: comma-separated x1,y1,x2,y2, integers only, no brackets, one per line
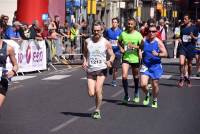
0,14,91,66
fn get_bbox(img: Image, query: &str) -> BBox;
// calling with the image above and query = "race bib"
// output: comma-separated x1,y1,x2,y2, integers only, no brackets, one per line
182,35,191,42
124,45,134,52
110,40,118,47
0,67,2,79
140,65,148,73
89,57,103,65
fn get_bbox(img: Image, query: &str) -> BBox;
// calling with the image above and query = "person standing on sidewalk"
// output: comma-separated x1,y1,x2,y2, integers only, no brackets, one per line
118,18,143,104
82,21,115,119
104,17,122,87
178,14,198,87
0,22,18,110
140,25,167,108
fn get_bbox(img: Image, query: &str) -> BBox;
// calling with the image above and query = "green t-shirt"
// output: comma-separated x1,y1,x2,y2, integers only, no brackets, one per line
118,30,143,63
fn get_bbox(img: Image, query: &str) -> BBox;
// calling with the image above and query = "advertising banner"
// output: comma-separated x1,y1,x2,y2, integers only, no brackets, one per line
4,40,47,73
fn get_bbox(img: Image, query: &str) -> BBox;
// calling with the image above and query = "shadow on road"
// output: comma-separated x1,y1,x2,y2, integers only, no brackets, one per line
103,98,149,108
61,112,91,118
159,82,177,87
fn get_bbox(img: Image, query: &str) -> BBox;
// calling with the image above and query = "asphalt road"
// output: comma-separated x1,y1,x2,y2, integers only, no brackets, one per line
0,63,200,134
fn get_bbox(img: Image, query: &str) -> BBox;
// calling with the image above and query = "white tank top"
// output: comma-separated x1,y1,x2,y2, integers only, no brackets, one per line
86,37,107,72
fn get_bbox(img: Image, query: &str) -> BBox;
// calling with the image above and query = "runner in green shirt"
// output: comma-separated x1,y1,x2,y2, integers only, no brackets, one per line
118,18,143,104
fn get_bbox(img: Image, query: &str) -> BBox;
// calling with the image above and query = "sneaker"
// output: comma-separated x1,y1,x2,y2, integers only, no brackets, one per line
133,95,140,103
177,77,184,88
196,72,200,77
111,80,117,87
122,96,130,104
185,77,192,87
151,100,158,108
143,95,150,106
91,111,101,119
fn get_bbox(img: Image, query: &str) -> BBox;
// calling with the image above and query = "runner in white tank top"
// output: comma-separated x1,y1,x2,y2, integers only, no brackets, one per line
86,37,108,72
82,21,115,119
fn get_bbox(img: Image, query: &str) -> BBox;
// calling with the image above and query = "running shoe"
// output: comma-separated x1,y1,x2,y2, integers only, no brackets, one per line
122,96,130,104
177,77,184,88
111,80,117,87
151,100,158,108
91,111,101,119
143,95,150,106
185,77,192,87
133,95,140,103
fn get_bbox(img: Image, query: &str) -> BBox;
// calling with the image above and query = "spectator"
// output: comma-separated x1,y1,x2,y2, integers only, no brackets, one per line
5,21,21,40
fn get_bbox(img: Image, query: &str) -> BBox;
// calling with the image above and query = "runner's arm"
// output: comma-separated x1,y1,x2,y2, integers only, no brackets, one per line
7,45,18,78
156,39,168,58
106,41,115,67
82,40,88,70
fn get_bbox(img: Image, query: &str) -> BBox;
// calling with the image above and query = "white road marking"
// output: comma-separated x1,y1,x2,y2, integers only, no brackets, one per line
80,77,87,80
117,74,172,80
117,75,133,80
111,90,124,98
50,89,123,133
190,76,200,80
161,75,172,79
12,76,36,81
42,75,71,80
50,117,80,133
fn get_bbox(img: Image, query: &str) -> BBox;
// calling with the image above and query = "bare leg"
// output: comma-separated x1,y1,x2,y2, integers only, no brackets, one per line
95,75,106,111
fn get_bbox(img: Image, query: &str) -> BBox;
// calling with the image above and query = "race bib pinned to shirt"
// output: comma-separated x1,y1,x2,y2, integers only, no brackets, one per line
110,40,118,47
140,65,148,73
0,67,2,79
182,35,191,43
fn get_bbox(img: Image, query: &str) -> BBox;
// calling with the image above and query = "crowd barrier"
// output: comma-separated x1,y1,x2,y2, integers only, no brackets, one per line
4,40,47,73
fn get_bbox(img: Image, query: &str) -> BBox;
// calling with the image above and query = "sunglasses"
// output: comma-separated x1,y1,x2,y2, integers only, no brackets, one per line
148,30,157,33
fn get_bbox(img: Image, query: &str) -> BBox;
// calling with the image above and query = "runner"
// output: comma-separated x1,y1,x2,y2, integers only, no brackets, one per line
104,17,122,87
178,14,198,87
118,18,143,104
82,21,115,119
0,21,18,111
140,25,167,108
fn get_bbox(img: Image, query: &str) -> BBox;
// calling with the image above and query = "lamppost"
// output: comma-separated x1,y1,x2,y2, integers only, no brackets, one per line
194,1,200,20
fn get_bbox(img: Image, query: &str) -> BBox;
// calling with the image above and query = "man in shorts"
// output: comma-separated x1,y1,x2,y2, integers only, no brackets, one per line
118,18,143,104
82,21,115,119
104,17,122,86
140,25,167,108
178,14,198,87
0,22,18,112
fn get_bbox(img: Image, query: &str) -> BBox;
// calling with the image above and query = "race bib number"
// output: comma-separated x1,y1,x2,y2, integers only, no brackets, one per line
0,67,2,79
124,45,134,52
182,35,191,42
110,40,118,47
140,65,148,73
90,57,103,65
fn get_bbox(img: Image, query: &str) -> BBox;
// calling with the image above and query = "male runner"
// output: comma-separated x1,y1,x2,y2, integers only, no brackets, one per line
82,21,115,119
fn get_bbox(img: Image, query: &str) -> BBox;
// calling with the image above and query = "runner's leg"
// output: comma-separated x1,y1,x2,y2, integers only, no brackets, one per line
122,63,129,98
95,75,106,111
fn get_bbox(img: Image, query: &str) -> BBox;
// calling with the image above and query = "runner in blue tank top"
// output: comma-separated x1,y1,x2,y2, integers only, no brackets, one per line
104,17,122,87
140,25,167,108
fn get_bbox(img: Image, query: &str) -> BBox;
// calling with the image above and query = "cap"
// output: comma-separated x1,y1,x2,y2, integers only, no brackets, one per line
13,21,22,26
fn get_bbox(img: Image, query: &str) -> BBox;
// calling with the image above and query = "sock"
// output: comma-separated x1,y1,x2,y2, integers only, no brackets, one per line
153,98,157,102
122,78,128,97
134,77,139,96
